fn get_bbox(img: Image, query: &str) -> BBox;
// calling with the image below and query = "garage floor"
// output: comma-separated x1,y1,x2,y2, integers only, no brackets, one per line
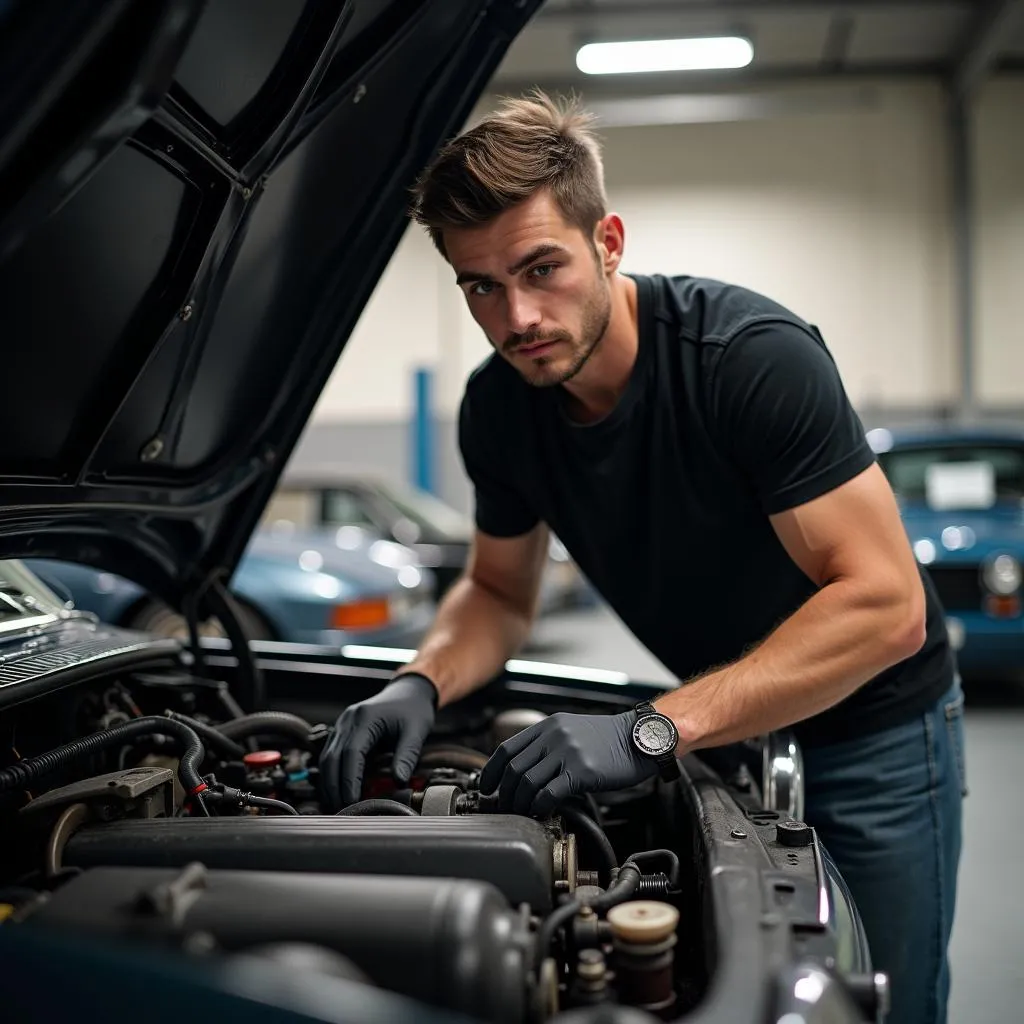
524,606,1024,1024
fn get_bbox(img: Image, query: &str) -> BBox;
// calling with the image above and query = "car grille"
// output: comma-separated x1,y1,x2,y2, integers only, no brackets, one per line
925,565,982,612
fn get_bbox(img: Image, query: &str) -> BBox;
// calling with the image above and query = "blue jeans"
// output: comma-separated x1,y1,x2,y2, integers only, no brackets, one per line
803,679,966,1024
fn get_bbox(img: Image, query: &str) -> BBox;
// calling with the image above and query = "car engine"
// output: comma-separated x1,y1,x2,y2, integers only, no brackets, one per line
0,666,713,1023
0,645,888,1024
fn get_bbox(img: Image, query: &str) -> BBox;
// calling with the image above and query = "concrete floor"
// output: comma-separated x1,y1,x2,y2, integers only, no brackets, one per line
524,605,1024,1024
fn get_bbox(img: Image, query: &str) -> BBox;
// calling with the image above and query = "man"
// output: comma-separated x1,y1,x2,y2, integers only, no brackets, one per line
320,91,965,1024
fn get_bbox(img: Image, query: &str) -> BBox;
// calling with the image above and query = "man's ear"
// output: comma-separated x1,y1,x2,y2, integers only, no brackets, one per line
593,213,625,274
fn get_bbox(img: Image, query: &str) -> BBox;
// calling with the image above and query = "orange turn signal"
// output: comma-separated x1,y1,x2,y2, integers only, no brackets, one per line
330,597,391,630
984,594,1021,619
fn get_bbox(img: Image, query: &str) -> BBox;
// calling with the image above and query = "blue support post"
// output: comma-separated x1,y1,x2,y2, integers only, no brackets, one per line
412,367,435,494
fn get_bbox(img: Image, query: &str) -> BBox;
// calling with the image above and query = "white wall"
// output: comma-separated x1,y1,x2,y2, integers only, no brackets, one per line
975,75,1024,406
599,81,957,407
311,76,1023,424
310,224,447,422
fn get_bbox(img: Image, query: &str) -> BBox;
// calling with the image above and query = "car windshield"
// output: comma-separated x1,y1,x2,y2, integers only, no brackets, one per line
375,482,473,538
879,444,1024,509
0,560,67,634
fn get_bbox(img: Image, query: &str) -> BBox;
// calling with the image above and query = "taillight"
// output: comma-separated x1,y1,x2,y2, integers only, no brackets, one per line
329,598,391,630
984,594,1021,619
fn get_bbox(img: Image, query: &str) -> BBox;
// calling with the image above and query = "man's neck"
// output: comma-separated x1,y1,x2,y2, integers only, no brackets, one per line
561,274,639,424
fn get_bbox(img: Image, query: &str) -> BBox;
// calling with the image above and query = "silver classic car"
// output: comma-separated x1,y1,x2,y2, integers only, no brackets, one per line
265,467,597,612
0,2,882,1023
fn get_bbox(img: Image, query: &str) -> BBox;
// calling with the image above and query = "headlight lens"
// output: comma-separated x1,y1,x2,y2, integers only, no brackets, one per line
983,554,1022,595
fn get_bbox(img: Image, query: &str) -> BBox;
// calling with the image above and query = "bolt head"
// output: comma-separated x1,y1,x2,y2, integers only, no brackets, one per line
140,438,164,462
179,303,193,321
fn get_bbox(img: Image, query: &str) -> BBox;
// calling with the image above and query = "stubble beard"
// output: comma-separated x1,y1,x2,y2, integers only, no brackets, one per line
503,277,612,389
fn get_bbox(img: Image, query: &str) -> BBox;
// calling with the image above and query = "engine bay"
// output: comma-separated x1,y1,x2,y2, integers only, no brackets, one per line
0,645,880,1024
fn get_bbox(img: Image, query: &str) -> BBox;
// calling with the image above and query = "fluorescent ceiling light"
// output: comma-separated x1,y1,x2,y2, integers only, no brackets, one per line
576,36,753,75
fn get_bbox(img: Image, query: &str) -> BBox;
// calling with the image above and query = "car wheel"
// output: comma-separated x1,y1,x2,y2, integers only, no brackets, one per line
125,599,274,642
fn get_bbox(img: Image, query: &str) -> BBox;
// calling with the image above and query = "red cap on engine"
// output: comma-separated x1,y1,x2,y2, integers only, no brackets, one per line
243,749,282,769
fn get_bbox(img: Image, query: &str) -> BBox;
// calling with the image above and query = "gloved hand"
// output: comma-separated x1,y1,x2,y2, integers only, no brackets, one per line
319,673,438,811
479,711,657,819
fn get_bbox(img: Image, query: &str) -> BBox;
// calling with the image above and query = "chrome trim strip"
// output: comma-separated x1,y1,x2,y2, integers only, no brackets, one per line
762,728,805,822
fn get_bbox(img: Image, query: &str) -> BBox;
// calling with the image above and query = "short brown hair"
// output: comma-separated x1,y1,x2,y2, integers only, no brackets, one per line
410,89,607,259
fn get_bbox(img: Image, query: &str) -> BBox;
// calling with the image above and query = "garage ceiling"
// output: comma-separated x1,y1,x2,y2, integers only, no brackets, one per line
492,0,1024,96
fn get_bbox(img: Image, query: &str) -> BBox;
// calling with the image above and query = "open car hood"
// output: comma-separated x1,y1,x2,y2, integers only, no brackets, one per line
0,0,538,605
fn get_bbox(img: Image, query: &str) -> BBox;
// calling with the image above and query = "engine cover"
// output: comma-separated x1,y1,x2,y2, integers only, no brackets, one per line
23,865,531,1023
64,814,562,910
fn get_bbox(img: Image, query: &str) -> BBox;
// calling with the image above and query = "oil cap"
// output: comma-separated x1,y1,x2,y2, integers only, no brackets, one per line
243,750,282,769
776,820,813,847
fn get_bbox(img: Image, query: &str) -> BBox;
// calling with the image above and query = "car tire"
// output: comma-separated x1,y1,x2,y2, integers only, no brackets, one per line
125,599,274,643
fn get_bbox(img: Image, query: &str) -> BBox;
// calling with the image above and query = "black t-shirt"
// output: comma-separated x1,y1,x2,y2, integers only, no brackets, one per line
458,273,955,747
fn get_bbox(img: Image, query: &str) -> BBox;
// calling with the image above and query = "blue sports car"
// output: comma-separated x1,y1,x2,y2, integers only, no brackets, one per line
869,424,1024,681
26,525,436,648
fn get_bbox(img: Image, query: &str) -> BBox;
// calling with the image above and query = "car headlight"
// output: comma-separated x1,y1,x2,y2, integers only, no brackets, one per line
983,554,1022,595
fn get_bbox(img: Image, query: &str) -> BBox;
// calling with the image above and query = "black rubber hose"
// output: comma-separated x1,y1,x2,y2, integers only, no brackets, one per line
217,711,314,746
335,799,419,817
535,861,645,969
583,793,603,823
163,711,247,761
535,899,582,969
560,804,618,887
247,795,300,816
205,579,264,712
217,684,246,722
589,861,643,912
623,848,680,889
182,588,209,680
0,717,207,796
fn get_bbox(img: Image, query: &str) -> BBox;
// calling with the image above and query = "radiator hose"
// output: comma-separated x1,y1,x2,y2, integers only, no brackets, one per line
0,717,208,798
163,710,246,760
216,711,316,746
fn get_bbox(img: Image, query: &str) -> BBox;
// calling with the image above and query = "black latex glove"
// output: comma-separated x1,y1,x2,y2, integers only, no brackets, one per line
479,711,657,819
319,673,437,810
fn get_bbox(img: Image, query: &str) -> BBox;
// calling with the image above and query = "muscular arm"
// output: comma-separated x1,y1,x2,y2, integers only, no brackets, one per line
657,463,927,750
400,522,551,707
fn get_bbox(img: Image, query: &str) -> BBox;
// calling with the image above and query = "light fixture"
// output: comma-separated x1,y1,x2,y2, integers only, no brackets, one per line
576,36,753,76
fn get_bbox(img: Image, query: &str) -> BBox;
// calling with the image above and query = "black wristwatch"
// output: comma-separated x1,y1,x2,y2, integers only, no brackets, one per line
632,700,681,782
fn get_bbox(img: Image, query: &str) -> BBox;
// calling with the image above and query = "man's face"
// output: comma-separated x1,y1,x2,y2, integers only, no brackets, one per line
444,190,612,388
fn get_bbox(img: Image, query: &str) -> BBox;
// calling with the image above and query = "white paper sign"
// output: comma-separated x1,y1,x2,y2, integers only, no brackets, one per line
925,461,996,510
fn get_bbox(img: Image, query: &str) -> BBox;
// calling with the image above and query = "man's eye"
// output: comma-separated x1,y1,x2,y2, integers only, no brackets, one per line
530,264,556,279
470,281,494,296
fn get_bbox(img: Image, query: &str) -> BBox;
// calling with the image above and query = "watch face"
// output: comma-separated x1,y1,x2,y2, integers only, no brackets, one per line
633,714,677,756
